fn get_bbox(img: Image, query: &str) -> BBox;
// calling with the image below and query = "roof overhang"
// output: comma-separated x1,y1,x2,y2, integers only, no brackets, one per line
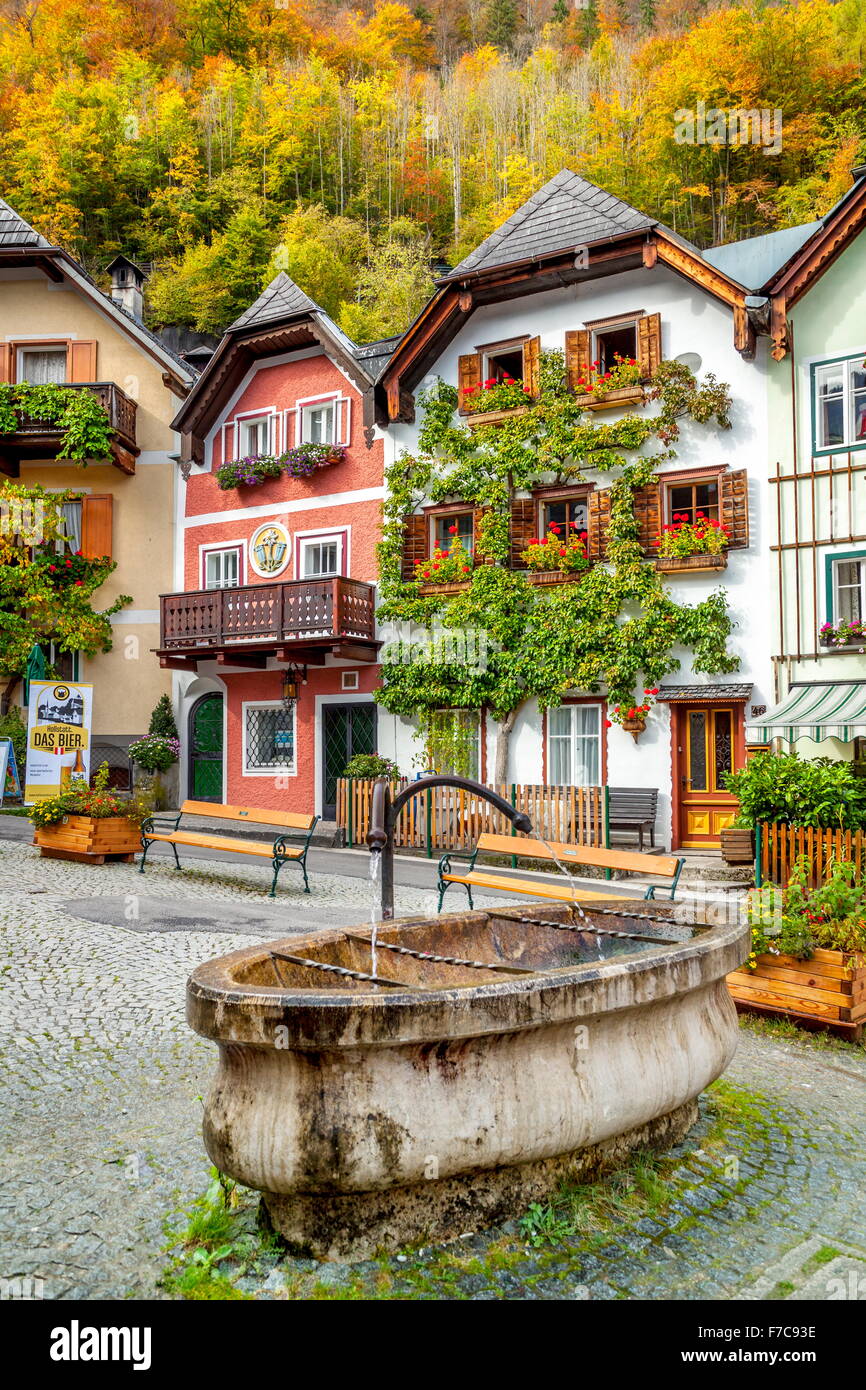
657,684,753,703
377,227,749,424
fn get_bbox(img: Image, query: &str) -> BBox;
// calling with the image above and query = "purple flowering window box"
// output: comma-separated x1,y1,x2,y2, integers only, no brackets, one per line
215,443,345,491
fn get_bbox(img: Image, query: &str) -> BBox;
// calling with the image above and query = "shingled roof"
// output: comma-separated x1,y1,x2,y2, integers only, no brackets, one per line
228,272,318,331
0,197,49,248
446,170,655,278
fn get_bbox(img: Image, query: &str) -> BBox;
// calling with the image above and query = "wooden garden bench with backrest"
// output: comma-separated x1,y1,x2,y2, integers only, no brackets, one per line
608,787,659,850
437,832,684,911
139,800,319,897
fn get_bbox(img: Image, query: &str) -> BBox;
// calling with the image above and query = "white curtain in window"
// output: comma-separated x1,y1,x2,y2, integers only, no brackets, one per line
59,501,82,553
548,705,601,785
20,349,67,385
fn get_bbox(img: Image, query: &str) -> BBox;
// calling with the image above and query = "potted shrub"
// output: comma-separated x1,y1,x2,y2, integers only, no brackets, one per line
727,857,866,1040
520,524,590,585
31,762,146,863
655,513,731,573
414,537,474,594
129,731,181,812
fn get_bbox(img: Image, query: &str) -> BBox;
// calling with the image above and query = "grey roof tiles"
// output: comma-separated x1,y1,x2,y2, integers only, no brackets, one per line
0,198,48,248
228,272,319,331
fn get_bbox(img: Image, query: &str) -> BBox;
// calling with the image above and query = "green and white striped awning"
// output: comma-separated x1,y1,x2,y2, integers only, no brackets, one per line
748,682,866,742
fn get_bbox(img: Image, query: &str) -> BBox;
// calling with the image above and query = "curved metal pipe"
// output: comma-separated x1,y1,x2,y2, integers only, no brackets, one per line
366,775,533,919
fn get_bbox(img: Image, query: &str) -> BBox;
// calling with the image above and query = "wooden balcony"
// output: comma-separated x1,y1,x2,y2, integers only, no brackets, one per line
0,382,139,476
157,577,379,670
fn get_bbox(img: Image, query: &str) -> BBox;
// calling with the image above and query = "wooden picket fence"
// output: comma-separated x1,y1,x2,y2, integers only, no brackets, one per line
336,779,608,854
758,823,866,890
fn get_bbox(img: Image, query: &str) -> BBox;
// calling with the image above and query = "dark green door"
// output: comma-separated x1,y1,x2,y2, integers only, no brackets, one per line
189,693,224,802
322,703,376,819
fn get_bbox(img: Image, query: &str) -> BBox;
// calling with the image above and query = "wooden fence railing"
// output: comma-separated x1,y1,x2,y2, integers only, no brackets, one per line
758,823,866,889
336,779,608,854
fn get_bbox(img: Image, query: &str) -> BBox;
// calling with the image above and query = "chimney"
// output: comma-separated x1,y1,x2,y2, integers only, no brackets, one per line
106,255,148,321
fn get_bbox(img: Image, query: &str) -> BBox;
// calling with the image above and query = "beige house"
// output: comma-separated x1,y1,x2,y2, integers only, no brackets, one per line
0,199,192,770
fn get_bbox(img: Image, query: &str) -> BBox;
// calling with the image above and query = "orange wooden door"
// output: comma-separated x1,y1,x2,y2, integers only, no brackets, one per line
675,704,742,847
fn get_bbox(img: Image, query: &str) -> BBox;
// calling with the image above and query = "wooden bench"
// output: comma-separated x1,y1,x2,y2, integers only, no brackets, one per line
437,832,684,911
139,800,319,897
608,787,659,850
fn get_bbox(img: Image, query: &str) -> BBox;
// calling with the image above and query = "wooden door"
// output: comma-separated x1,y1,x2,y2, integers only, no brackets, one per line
674,704,742,848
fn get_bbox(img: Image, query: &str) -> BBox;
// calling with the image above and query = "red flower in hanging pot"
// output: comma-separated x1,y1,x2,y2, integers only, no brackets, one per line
605,719,612,728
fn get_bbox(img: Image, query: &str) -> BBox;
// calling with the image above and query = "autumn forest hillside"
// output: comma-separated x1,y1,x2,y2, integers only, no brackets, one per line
1,0,864,342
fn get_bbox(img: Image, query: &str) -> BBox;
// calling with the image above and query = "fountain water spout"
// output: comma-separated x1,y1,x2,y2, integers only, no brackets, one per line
367,775,533,920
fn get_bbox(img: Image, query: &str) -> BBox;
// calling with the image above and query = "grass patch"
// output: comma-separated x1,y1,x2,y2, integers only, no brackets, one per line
739,1011,865,1055
0,807,30,817
160,1168,279,1301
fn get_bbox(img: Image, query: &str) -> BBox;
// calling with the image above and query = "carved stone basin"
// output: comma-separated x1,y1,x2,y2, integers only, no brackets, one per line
187,900,747,1260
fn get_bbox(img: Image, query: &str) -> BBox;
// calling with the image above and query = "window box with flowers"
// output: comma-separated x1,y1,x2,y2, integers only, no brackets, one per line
819,618,866,650
606,690,659,741
462,377,533,428
415,535,475,594
572,355,644,412
215,443,346,491
520,524,590,585
655,512,730,574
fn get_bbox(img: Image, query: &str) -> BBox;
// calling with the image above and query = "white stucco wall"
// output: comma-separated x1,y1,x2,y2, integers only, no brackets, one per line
378,263,774,848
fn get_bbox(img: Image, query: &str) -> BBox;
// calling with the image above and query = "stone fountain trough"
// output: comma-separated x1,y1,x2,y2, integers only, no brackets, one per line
187,900,748,1260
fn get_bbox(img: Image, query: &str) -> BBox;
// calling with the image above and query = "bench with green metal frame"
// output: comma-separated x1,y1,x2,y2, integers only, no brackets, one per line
437,833,685,910
139,799,319,897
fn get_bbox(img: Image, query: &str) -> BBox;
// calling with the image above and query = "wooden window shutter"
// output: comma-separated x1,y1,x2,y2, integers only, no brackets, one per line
633,479,662,553
473,507,493,564
457,352,481,414
565,330,591,392
509,496,537,569
68,341,97,382
401,513,428,580
0,344,12,383
523,336,541,397
586,487,611,561
720,468,749,548
637,313,662,380
81,494,113,559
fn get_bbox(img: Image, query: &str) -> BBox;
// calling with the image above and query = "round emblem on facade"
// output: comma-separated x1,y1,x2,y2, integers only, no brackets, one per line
249,523,290,578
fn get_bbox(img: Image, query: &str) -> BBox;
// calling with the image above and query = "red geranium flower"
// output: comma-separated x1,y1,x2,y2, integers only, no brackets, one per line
448,524,458,534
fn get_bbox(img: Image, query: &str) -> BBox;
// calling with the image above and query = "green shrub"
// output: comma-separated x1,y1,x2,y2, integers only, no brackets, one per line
724,751,866,829
148,694,179,741
0,706,26,774
749,857,866,961
343,754,400,779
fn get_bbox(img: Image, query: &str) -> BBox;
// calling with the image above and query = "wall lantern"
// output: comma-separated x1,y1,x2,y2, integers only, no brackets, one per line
281,665,306,709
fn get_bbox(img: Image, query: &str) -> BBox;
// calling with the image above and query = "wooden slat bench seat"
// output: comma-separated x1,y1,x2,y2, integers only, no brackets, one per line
608,787,659,850
437,832,684,911
139,800,319,897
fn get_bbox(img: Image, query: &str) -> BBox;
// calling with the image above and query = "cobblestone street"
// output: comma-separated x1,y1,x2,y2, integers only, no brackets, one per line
1,838,865,1302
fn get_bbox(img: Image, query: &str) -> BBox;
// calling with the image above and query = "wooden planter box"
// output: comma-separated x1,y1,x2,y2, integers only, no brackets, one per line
465,406,532,429
573,385,645,412
526,570,587,587
34,815,141,864
656,553,728,575
417,580,471,596
728,949,866,1042
720,826,754,865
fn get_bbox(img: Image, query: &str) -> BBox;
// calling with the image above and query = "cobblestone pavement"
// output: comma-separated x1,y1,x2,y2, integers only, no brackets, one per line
1,839,864,1301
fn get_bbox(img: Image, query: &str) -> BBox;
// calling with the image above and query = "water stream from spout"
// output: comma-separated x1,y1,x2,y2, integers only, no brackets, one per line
368,850,382,987
527,831,588,921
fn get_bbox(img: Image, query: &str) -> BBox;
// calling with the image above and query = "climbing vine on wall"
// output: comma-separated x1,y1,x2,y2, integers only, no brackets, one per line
376,353,739,778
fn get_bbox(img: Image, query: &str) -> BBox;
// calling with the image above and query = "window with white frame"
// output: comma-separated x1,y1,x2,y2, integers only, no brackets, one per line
300,399,336,445
244,703,295,773
592,320,638,374
547,704,603,785
813,356,866,452
204,547,241,590
481,340,525,384
832,556,866,624
17,345,67,384
299,534,343,578
238,415,272,456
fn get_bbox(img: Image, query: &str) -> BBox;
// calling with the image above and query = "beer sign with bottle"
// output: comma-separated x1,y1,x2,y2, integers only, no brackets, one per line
24,681,94,804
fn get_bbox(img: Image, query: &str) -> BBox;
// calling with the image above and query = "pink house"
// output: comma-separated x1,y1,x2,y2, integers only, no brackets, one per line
164,275,395,818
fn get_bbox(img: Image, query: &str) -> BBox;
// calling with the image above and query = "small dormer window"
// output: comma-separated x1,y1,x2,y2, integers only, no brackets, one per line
593,320,638,373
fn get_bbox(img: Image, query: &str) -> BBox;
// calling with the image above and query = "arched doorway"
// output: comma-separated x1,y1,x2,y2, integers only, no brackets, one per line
188,693,224,802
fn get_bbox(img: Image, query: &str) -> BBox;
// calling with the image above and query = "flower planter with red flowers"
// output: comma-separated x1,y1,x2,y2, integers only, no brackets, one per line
607,690,660,741
520,526,590,580
572,356,644,412
461,377,534,425
414,536,474,592
654,513,731,573
34,814,142,864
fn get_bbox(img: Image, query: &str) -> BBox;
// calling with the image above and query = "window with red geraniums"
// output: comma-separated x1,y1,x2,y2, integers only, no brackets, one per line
415,525,474,585
462,376,531,414
657,513,730,557
521,524,590,574
433,513,474,556
574,353,642,400
666,478,720,525
606,689,659,728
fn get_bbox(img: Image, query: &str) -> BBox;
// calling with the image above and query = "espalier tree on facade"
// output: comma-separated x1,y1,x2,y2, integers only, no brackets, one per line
376,351,740,780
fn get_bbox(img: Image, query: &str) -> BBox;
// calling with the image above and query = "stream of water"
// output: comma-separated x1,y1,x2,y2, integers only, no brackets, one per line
368,850,382,986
